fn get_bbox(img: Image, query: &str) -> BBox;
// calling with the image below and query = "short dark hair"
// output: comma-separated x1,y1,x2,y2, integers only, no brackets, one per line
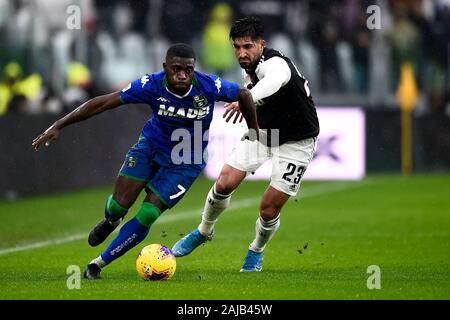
229,16,264,41
166,43,196,61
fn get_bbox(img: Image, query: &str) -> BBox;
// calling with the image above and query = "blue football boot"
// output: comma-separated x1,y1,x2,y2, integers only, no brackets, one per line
240,249,264,272
172,229,213,257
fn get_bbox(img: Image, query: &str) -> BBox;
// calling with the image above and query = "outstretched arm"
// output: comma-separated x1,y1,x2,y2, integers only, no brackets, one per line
32,91,123,150
237,88,259,140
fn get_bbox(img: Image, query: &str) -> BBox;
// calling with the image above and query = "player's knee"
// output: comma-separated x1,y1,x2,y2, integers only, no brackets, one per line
215,173,238,195
135,202,161,227
260,208,279,221
259,200,281,221
216,165,246,195
214,179,231,195
105,195,129,219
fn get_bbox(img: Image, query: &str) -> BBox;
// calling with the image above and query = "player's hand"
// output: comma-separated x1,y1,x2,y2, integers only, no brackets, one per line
223,102,244,124
32,126,61,151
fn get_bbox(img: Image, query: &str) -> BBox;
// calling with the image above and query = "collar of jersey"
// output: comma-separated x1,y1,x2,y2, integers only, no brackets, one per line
165,85,193,99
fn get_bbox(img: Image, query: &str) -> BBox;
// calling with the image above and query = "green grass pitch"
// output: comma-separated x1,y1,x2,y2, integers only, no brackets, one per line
0,175,449,300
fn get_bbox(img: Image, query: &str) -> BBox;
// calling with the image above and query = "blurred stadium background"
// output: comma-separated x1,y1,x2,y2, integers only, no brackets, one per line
1,0,450,198
0,0,449,300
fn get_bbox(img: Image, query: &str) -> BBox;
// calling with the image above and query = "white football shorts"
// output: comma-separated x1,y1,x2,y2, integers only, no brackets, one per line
226,134,317,196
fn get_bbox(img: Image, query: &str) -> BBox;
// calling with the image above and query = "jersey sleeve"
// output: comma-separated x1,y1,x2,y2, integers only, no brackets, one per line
119,75,153,104
250,57,291,102
208,75,240,102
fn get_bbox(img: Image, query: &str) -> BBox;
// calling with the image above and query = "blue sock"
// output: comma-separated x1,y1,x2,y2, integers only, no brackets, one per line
100,217,149,265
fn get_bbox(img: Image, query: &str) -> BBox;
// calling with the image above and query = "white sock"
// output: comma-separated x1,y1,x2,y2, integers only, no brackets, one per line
249,214,281,253
198,183,232,236
90,256,107,269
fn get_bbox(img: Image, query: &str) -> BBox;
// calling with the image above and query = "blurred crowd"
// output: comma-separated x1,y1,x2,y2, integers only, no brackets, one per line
0,0,449,116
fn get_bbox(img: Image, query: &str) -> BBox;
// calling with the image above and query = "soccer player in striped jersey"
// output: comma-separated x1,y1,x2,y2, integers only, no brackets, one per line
172,17,320,272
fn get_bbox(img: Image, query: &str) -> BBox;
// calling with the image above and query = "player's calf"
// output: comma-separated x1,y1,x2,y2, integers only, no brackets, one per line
198,183,232,235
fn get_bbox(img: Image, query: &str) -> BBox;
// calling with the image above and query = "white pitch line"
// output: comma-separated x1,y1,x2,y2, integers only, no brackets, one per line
0,180,371,256
0,233,87,256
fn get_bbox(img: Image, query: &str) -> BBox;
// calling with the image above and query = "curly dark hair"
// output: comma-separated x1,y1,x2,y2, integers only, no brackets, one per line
229,16,264,41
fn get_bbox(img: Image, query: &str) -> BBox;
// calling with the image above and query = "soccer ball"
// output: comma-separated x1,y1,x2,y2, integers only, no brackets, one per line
136,244,176,281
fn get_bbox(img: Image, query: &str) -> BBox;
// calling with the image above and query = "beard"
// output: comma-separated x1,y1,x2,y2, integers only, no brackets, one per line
239,59,254,70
